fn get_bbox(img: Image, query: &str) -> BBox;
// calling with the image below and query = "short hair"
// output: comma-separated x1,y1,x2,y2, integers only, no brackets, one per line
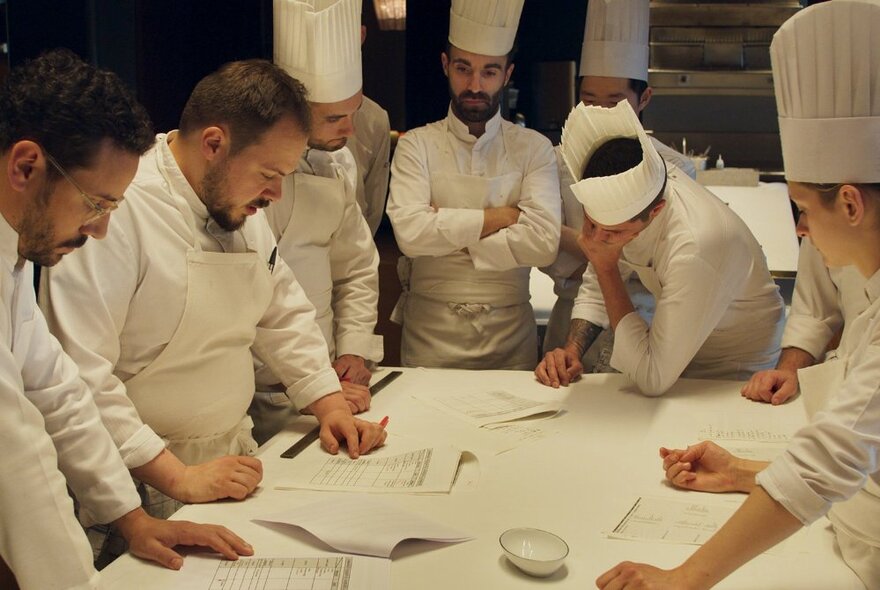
0,48,154,176
582,136,667,223
179,60,312,155
627,78,649,102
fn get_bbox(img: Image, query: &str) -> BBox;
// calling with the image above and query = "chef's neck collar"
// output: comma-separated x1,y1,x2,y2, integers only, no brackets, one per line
0,209,20,273
447,105,502,147
865,268,880,304
160,132,211,224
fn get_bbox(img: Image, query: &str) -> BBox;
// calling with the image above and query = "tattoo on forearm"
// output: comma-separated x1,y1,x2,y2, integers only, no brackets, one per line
567,319,603,357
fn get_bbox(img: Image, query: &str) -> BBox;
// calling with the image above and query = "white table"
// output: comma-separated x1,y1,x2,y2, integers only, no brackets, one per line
707,183,800,277
102,368,864,589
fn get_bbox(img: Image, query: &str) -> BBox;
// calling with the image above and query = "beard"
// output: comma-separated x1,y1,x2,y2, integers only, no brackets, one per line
201,160,271,232
308,137,347,152
449,86,503,124
18,181,88,267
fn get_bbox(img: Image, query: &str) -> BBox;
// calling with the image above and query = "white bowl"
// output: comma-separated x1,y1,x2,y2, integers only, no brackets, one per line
499,527,569,577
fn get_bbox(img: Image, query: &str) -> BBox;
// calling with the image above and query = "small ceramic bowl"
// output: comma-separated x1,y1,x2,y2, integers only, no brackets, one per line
499,527,569,577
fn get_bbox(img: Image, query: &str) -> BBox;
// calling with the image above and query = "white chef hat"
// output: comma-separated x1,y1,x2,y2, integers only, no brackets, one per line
580,0,650,81
448,0,525,57
560,100,666,226
273,0,362,104
771,0,880,183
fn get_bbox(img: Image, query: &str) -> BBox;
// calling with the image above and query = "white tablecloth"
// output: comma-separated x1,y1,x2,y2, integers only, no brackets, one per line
102,368,864,589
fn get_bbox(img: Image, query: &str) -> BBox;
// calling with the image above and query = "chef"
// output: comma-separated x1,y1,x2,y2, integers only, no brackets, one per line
387,0,561,369
741,239,868,404
536,100,784,396
540,0,695,357
1,50,251,589
255,0,383,439
600,2,880,586
351,25,392,237
40,60,387,554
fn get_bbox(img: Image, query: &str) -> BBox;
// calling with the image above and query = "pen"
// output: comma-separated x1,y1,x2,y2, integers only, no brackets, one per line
379,415,390,428
267,246,277,273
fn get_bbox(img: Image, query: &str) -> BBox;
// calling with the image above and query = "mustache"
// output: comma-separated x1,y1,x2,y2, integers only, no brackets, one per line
59,235,89,249
249,198,272,209
458,91,491,102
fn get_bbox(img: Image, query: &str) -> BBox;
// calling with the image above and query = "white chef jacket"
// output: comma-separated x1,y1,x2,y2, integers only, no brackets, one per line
350,95,391,236
571,169,784,395
781,238,869,359
387,107,560,271
263,146,383,362
0,216,140,589
757,268,880,550
40,132,341,470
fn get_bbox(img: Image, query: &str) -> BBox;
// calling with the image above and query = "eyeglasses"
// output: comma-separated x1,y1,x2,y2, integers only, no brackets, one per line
43,149,124,223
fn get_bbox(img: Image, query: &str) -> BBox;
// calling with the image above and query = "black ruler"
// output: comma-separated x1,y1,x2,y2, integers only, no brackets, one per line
280,370,403,459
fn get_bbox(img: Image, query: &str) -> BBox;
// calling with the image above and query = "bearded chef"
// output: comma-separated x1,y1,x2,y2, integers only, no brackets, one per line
540,0,695,359
40,60,387,563
386,0,561,370
536,100,784,395
254,0,383,440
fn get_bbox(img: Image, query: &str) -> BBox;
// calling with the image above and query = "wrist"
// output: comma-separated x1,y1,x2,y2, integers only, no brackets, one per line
564,340,585,359
732,458,766,493
112,507,150,541
307,392,352,422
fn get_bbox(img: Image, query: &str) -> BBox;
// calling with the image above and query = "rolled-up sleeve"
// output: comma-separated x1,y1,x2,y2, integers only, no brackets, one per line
756,344,880,524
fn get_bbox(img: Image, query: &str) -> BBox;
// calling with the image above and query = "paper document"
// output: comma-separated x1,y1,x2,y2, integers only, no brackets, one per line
416,389,561,427
256,495,473,557
608,496,739,545
179,555,390,590
275,446,463,494
698,412,792,443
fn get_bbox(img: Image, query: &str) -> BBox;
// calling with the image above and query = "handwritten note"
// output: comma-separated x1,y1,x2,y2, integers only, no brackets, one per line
255,495,472,557
608,496,739,545
415,389,561,427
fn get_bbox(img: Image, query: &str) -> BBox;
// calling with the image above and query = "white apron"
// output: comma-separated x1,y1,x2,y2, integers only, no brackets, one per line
797,359,880,588
125,147,274,467
394,124,536,370
276,171,346,356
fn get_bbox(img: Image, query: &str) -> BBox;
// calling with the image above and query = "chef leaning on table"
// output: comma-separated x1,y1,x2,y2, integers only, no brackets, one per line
254,0,383,441
540,0,696,357
741,236,869,404
40,60,387,562
0,49,253,590
387,0,561,370
535,100,784,396
598,2,880,588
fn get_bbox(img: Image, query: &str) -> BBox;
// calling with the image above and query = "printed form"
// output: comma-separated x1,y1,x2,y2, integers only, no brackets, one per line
176,555,390,590
608,496,739,545
415,389,562,427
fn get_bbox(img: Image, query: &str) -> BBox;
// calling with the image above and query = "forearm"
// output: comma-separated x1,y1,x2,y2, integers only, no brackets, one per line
776,347,817,372
481,206,519,238
565,318,604,357
130,448,187,500
675,486,802,589
732,459,770,493
594,265,635,330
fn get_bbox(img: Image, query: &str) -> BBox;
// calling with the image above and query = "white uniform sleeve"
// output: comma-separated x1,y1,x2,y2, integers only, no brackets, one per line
609,254,748,396
329,188,384,362
541,149,586,281
652,138,697,180
387,131,485,256
756,344,880,525
468,136,561,271
40,224,167,470
252,249,342,410
782,239,845,359
4,265,139,588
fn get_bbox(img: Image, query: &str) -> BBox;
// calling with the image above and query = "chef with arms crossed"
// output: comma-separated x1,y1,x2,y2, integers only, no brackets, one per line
0,49,252,589
41,59,387,565
387,0,561,370
598,1,880,587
